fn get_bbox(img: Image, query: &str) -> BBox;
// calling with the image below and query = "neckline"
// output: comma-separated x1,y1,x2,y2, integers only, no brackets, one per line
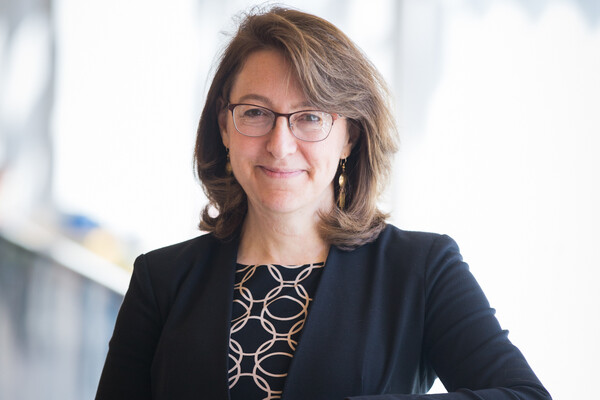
235,261,325,268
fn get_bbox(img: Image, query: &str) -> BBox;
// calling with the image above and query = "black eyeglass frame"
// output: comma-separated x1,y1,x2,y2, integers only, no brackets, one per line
227,103,343,142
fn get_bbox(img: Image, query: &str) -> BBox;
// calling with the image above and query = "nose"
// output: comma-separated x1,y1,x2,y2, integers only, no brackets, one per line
265,115,298,159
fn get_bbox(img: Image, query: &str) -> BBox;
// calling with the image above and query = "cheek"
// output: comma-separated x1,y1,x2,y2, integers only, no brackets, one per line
306,146,342,180
229,135,263,168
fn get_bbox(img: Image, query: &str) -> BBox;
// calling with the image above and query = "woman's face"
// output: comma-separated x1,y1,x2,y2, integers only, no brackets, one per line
219,49,353,218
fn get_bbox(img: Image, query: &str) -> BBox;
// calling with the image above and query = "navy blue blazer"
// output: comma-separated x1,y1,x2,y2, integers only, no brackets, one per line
96,225,550,399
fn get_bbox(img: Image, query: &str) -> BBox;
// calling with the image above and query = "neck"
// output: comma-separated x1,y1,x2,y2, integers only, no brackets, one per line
237,205,330,265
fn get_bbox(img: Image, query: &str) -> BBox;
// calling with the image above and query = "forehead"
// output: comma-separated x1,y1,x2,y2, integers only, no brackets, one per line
229,49,308,108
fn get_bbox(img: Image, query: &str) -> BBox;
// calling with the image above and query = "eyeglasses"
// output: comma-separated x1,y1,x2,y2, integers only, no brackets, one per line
227,103,342,142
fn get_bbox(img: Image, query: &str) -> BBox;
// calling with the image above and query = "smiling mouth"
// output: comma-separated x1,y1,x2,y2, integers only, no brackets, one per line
259,166,304,178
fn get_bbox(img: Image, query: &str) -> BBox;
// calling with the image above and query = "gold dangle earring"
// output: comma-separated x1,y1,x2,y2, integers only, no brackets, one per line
337,158,347,210
225,148,233,175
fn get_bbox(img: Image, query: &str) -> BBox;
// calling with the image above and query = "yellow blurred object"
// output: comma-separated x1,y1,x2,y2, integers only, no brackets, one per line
82,228,132,270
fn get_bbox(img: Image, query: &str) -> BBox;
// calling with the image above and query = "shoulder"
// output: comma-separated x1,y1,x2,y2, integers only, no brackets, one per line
128,233,237,320
330,224,463,278
372,224,471,294
143,232,223,265
371,223,461,261
343,224,466,284
134,232,235,292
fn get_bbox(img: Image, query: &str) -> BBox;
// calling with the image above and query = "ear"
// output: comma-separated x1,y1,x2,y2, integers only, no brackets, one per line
217,99,230,148
341,120,359,159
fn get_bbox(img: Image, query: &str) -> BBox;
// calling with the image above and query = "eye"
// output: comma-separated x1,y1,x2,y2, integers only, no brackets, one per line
295,112,323,125
243,107,269,118
234,105,274,127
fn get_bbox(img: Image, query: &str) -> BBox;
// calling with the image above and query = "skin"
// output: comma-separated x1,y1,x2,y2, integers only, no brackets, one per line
218,49,353,265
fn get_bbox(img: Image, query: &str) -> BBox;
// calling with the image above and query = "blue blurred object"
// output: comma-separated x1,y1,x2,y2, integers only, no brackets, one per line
62,213,100,233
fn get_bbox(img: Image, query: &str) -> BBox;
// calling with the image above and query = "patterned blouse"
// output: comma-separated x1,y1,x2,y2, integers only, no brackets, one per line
228,262,325,400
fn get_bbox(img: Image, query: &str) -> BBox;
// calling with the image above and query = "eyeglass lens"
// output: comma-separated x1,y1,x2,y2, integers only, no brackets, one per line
232,104,333,142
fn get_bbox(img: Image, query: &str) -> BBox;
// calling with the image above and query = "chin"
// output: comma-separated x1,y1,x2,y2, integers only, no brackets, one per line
254,191,308,213
261,198,302,214
247,186,332,216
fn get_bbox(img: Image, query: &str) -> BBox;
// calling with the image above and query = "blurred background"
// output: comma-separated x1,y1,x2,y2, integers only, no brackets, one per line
1,0,598,398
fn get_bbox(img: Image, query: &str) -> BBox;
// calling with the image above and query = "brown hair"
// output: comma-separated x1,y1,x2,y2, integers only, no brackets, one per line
194,6,398,250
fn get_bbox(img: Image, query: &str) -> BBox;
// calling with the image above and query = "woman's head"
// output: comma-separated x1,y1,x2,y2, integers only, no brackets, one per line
195,6,398,249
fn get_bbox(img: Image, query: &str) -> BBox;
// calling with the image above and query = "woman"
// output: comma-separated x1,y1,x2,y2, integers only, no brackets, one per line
96,7,551,400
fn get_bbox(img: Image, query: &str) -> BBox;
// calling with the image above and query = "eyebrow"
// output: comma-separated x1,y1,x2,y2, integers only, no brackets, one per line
234,94,314,110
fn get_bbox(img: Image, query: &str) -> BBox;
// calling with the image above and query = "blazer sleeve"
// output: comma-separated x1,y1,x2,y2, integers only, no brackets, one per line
348,235,551,400
96,254,161,400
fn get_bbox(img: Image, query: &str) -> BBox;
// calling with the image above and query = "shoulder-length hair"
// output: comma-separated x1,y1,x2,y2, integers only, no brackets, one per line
194,6,398,250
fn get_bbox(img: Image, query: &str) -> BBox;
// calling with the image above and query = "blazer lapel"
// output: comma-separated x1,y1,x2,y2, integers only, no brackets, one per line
152,235,238,400
282,244,373,399
194,237,239,398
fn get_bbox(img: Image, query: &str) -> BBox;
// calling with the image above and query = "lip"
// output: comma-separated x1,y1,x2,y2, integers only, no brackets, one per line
259,166,304,178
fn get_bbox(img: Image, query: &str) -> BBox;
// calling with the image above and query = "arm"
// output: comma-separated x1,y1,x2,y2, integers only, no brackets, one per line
349,235,551,400
96,254,162,400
